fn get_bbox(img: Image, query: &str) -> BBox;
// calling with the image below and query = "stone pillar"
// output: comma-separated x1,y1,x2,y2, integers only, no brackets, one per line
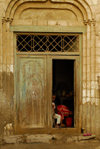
2,17,14,101
82,19,96,134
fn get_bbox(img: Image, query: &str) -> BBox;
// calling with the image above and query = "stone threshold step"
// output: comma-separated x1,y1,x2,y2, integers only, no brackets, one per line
0,134,97,144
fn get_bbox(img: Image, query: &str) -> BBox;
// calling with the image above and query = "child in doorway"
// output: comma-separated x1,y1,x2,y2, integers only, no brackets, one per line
52,95,61,128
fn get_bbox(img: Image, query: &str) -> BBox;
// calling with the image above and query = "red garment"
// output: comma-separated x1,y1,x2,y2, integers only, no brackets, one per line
66,117,72,127
57,105,72,120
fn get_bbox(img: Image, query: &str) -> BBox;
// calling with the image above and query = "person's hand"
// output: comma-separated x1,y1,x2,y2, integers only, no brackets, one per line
52,102,55,109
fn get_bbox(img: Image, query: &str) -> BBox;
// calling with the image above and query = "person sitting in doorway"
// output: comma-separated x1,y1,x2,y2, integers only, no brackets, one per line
52,95,61,128
56,89,73,127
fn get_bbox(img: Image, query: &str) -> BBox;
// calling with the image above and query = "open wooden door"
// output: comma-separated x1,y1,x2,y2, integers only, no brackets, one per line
16,56,47,129
74,57,81,130
50,56,80,131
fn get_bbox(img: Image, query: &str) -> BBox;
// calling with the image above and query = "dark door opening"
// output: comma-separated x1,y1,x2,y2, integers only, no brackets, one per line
52,59,74,128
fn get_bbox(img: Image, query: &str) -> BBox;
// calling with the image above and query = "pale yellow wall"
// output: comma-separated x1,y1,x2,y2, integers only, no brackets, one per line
0,0,100,135
0,0,14,102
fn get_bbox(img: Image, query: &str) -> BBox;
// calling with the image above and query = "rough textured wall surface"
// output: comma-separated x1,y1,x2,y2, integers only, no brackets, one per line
95,0,100,135
0,0,14,135
0,0,100,136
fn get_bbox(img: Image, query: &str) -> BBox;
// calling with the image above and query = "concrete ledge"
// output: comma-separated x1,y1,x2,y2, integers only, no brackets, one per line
1,134,97,145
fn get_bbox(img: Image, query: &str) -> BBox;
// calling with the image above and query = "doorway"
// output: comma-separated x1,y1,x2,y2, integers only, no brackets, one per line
52,59,74,128
15,32,81,133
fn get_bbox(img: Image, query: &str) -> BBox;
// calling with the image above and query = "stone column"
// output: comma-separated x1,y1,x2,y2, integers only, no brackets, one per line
82,19,96,134
2,17,14,101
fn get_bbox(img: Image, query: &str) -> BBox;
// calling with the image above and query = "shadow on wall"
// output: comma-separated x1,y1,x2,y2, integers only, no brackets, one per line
0,72,14,136
2,71,14,100
0,100,14,136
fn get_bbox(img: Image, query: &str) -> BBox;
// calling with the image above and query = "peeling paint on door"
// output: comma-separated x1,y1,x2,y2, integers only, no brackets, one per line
17,57,46,128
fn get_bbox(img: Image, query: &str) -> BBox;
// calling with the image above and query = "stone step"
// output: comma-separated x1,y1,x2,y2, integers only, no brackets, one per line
1,134,97,144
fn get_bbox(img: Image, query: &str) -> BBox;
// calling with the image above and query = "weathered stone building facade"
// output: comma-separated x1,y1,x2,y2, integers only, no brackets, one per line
0,0,100,136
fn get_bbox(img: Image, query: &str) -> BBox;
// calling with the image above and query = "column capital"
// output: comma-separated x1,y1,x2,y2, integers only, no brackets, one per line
2,17,13,24
83,19,96,26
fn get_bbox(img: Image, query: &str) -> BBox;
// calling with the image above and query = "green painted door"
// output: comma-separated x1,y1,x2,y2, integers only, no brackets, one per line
16,56,46,128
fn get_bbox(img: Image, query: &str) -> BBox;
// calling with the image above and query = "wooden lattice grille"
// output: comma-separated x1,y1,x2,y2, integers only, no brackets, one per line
17,33,79,52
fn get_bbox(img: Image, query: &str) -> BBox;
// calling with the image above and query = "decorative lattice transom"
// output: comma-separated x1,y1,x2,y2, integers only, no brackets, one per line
17,34,79,52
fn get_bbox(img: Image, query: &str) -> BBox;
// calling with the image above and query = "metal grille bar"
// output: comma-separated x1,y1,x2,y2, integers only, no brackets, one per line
17,33,79,52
